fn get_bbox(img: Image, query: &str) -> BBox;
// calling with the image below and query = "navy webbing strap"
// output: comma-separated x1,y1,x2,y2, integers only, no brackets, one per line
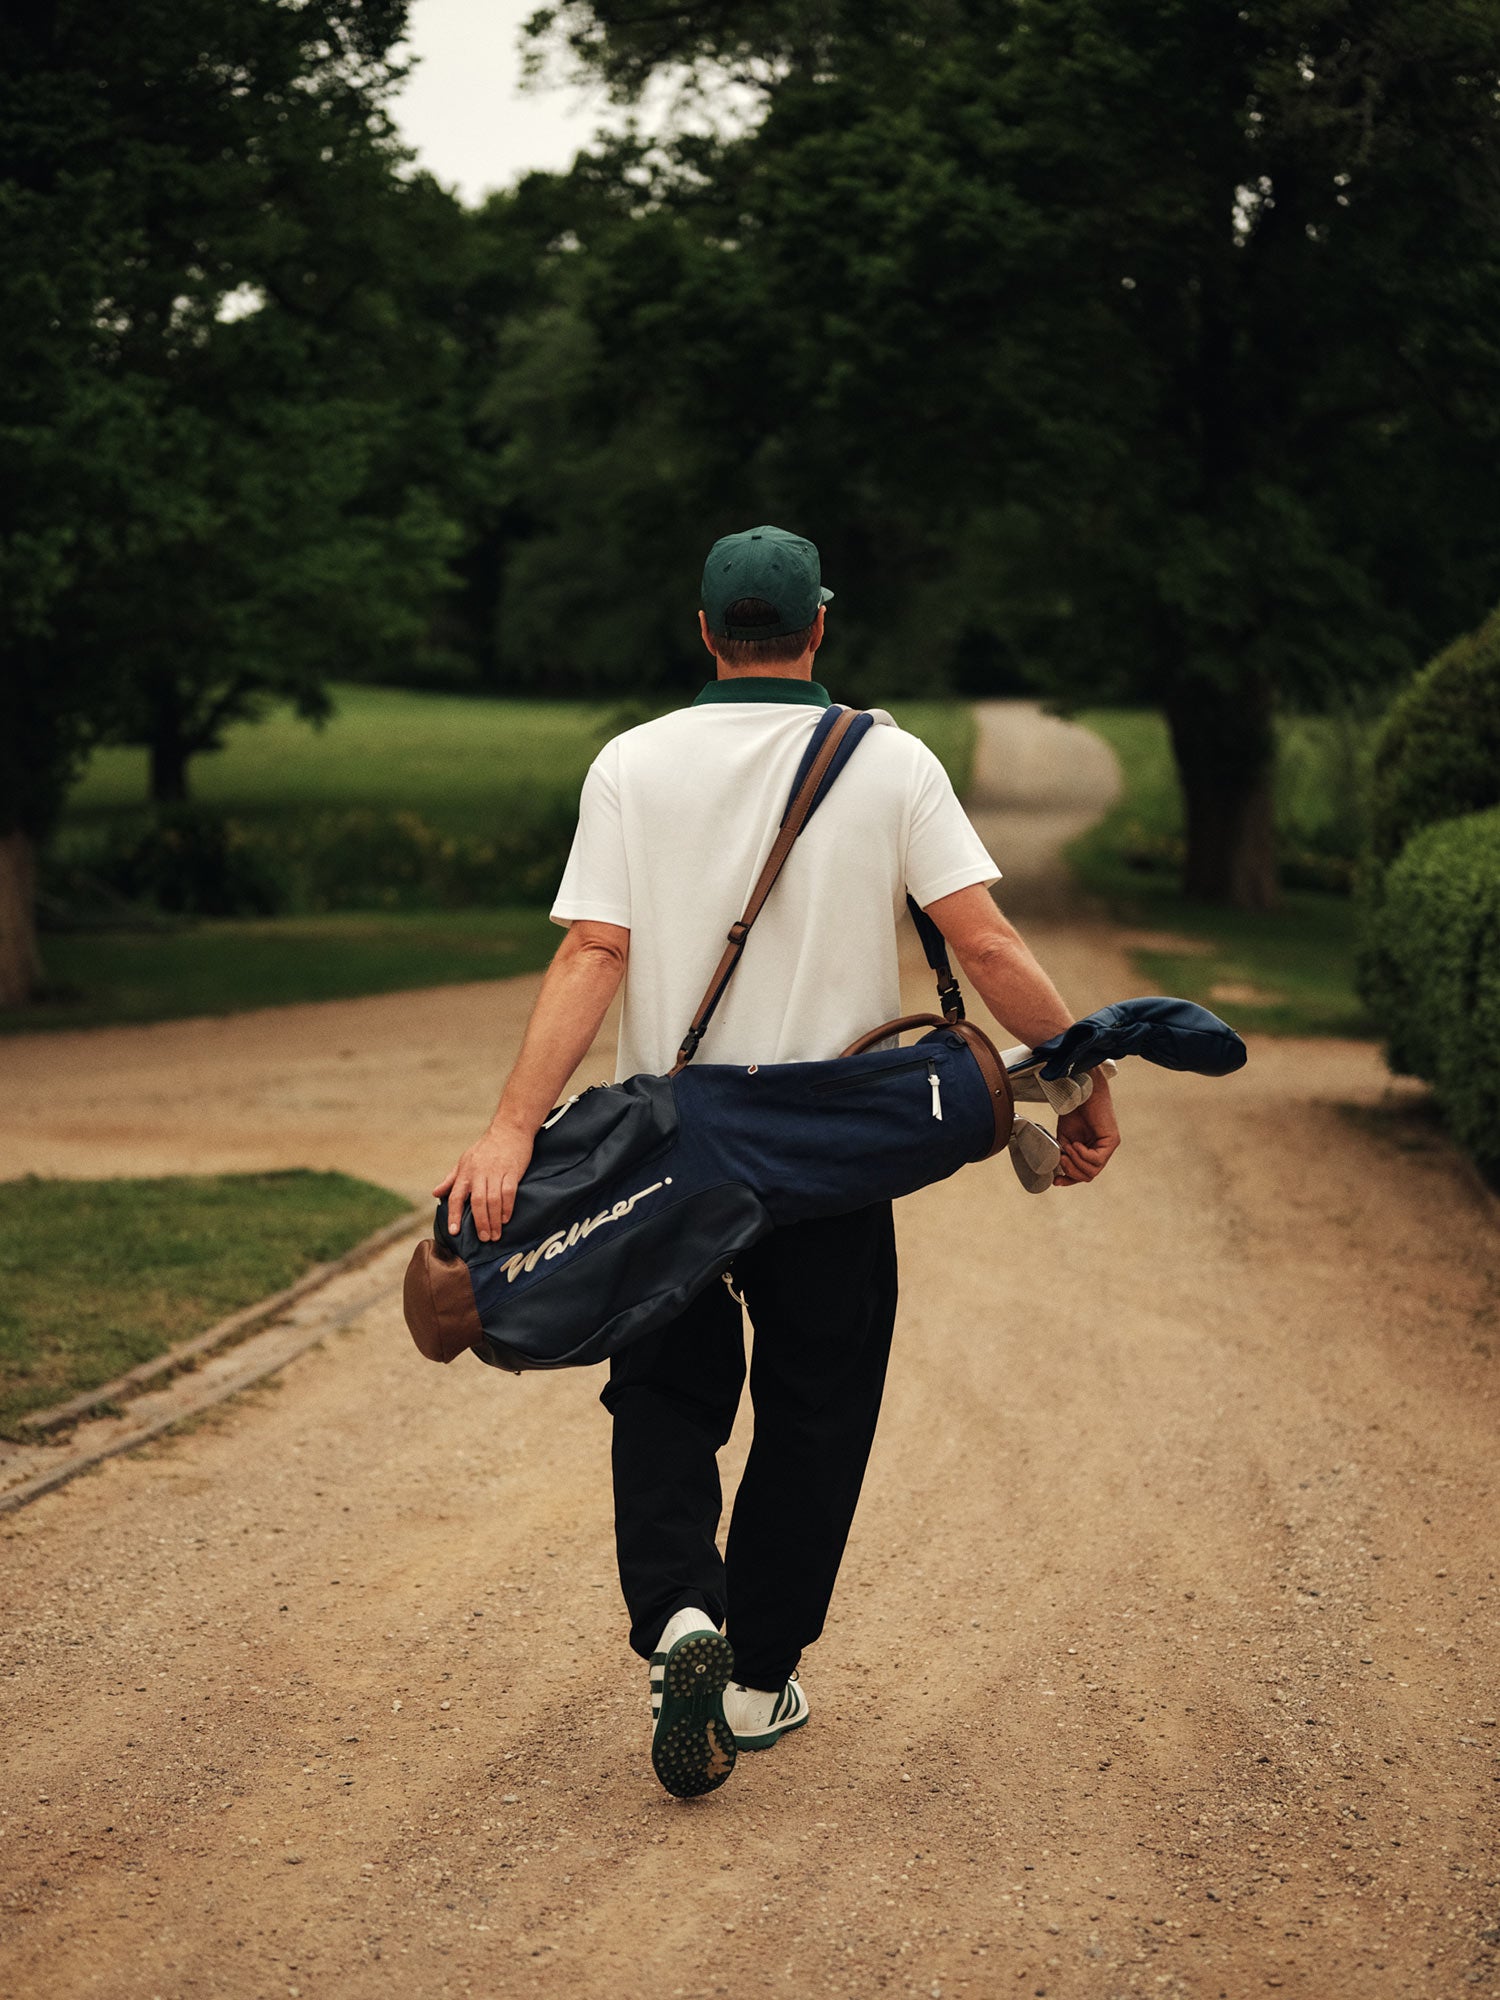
908,894,966,1023
781,702,876,823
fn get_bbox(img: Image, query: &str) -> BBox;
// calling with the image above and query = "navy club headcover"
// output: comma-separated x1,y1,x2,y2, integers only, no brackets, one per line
1030,996,1248,1081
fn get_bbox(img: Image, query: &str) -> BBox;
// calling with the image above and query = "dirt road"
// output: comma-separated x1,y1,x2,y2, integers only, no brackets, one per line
3,703,1497,2000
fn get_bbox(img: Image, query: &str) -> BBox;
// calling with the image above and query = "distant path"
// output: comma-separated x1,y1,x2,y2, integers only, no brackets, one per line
966,697,1123,920
3,704,1497,2000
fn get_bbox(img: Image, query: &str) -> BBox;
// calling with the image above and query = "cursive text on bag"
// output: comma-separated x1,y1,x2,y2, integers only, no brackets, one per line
497,1180,667,1284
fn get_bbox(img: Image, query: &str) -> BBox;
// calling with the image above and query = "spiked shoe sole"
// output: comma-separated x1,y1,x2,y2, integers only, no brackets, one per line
650,1630,737,1799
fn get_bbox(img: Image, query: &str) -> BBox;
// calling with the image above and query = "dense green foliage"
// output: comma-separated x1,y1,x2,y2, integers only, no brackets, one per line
0,1170,408,1428
0,1,468,827
1355,604,1500,1180
497,0,1500,908
13,0,1500,1013
1366,608,1500,866
1067,710,1371,1037
1356,809,1500,1185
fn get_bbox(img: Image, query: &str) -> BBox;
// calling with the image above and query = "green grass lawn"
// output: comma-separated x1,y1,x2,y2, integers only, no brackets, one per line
10,909,562,1034
64,688,618,839
0,1170,409,1431
23,688,976,1033
1069,707,1375,1038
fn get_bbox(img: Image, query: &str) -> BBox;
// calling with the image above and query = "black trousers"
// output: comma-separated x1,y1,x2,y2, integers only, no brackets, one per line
600,1199,898,1692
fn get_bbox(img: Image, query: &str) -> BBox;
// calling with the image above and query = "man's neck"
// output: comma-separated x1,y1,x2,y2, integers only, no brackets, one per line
714,657,817,682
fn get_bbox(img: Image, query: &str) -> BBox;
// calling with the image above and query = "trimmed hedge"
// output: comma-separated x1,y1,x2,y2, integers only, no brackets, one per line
1357,807,1500,1186
1368,608,1500,865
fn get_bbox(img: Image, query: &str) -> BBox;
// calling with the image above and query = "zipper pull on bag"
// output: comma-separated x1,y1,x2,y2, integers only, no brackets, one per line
928,1062,943,1121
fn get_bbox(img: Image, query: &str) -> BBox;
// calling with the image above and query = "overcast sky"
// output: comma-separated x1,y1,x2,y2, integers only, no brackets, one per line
389,0,611,203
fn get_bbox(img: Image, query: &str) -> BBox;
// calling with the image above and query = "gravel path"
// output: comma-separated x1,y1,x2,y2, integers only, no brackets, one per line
3,702,1497,2000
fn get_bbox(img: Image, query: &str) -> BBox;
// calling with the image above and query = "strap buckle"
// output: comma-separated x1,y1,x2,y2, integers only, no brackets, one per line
937,975,966,1023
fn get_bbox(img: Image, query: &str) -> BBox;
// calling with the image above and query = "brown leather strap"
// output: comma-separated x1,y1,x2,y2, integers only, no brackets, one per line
838,1013,1015,1159
839,1012,953,1058
671,705,864,1074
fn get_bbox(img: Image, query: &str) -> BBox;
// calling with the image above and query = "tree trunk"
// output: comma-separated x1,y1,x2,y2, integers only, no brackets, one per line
149,723,191,805
0,827,39,1007
1163,678,1279,911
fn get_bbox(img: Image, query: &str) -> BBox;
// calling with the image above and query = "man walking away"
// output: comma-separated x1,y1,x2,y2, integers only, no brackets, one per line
435,526,1119,1798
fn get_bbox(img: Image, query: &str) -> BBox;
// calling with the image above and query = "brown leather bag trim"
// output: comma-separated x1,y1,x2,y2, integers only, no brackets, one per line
952,1019,1016,1158
838,1013,1015,1160
403,1238,485,1363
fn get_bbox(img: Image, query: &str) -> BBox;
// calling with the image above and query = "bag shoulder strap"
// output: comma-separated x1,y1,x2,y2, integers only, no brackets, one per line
671,704,866,1074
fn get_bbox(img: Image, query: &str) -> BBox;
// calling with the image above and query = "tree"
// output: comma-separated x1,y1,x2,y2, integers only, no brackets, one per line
0,0,464,1001
516,0,1500,906
83,163,472,805
471,149,787,694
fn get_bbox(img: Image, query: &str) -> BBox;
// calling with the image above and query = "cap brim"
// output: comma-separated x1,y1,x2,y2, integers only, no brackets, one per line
819,586,834,605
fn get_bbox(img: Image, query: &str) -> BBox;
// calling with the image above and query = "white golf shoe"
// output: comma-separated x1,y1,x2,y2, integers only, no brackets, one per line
722,1673,810,1751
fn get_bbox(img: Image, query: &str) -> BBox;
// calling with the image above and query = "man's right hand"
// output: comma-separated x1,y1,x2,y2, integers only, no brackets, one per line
433,1122,536,1243
1052,1076,1120,1186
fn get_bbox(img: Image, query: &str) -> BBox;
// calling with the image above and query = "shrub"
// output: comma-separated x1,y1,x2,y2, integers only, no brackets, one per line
65,802,577,917
1368,608,1500,865
235,804,578,911
89,807,289,916
1357,807,1500,1186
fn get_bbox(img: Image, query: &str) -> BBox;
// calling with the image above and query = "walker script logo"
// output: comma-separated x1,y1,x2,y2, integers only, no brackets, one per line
498,1179,669,1284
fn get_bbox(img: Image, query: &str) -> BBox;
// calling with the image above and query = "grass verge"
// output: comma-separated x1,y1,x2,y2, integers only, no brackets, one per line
1068,707,1375,1038
0,1170,409,1432
11,909,562,1034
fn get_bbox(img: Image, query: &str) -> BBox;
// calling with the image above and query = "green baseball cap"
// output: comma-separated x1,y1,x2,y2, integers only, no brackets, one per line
701,524,835,639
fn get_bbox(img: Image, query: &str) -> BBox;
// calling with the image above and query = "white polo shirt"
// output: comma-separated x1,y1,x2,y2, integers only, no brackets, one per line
550,679,1000,1079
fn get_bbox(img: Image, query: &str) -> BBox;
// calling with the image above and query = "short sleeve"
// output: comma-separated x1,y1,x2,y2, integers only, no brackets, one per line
550,746,632,929
903,740,1002,907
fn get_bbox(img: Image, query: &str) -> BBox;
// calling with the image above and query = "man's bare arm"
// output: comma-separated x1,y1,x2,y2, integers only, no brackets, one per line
923,882,1120,1186
434,919,629,1241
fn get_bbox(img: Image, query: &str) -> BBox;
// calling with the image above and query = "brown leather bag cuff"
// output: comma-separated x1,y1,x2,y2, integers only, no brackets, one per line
950,1020,1016,1158
404,1239,485,1363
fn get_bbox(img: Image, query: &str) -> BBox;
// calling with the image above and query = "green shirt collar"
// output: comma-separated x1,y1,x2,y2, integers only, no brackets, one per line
692,676,831,708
